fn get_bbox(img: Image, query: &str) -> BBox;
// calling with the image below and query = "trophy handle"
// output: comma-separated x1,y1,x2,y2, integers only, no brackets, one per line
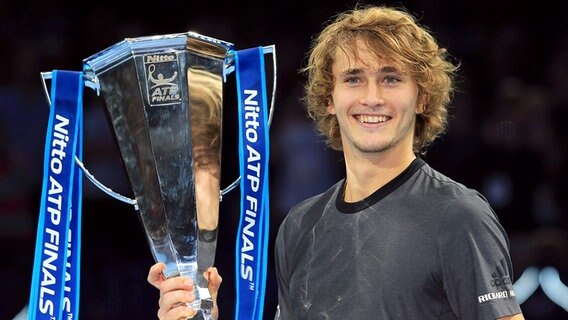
40,44,276,206
220,45,276,200
40,71,138,207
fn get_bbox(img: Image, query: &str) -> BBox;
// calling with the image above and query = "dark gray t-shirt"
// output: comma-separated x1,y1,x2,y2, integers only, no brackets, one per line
274,158,522,319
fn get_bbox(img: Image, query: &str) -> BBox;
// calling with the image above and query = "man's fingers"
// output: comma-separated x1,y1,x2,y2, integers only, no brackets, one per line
204,267,223,292
159,276,194,295
157,303,197,320
148,262,167,289
159,289,196,311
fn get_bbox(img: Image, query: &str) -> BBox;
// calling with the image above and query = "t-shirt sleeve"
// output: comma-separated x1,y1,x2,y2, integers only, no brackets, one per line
437,191,522,320
273,212,296,320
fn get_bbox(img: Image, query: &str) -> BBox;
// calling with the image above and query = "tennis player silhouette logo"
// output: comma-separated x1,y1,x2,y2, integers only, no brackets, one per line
144,54,182,106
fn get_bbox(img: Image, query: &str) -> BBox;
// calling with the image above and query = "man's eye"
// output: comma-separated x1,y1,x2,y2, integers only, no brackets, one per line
345,77,360,84
384,75,400,84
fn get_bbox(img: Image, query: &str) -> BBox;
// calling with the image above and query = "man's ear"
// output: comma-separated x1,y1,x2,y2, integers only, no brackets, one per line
416,94,427,114
326,98,336,115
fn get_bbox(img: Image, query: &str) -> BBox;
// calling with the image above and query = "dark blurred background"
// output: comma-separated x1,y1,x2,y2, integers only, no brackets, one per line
1,0,567,319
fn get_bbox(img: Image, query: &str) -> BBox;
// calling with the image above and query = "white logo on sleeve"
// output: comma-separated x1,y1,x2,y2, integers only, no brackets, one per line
478,290,516,303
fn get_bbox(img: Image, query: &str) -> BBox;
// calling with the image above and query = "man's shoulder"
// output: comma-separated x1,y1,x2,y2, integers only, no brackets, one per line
290,180,342,213
279,180,342,229
419,162,483,199
275,180,343,265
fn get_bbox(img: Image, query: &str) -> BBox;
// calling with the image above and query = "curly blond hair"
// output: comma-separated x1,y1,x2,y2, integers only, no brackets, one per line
302,5,458,153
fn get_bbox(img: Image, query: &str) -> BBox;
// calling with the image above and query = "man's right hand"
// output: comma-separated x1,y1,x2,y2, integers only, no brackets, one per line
147,262,222,319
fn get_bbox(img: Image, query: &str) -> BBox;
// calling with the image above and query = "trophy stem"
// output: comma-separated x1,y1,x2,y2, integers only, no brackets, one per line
177,263,214,319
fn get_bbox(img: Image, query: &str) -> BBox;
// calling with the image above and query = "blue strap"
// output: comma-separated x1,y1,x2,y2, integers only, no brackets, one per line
234,47,271,320
28,70,83,320
65,85,83,319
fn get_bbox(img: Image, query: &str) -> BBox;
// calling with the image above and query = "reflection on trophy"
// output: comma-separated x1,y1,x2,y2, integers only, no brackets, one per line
79,32,245,319
187,67,222,276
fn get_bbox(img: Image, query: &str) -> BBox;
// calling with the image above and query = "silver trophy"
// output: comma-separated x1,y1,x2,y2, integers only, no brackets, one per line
41,32,275,319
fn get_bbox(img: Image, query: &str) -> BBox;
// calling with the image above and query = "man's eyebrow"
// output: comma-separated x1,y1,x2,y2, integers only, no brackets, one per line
339,68,364,76
379,66,402,73
339,66,403,75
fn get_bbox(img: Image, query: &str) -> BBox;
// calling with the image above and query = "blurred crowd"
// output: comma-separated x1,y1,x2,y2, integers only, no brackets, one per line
1,0,567,319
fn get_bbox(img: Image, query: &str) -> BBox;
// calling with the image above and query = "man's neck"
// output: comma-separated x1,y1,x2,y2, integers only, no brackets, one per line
343,148,416,202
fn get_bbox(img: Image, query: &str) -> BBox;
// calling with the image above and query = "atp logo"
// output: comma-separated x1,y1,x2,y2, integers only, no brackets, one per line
144,53,182,106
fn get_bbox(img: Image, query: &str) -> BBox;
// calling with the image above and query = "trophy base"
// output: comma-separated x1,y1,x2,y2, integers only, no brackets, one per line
192,300,214,320
197,302,215,320
194,287,214,319
176,298,213,320
168,266,214,319
199,298,213,310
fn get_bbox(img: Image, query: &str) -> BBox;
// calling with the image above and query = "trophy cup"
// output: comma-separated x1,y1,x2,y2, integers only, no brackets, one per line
81,33,231,294
31,32,275,319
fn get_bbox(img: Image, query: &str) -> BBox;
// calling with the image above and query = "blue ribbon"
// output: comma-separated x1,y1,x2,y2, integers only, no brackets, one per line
234,47,271,320
28,70,83,320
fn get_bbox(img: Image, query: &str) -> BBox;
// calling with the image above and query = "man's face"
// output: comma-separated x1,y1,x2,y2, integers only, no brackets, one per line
327,40,423,158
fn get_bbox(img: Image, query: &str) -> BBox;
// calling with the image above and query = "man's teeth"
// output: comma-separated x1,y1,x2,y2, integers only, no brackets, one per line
357,115,388,123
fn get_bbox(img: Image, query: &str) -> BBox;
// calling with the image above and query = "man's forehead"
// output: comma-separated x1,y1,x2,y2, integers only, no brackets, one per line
333,50,403,73
333,41,405,72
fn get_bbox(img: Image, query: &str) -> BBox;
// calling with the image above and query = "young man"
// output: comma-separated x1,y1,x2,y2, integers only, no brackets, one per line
148,5,525,319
